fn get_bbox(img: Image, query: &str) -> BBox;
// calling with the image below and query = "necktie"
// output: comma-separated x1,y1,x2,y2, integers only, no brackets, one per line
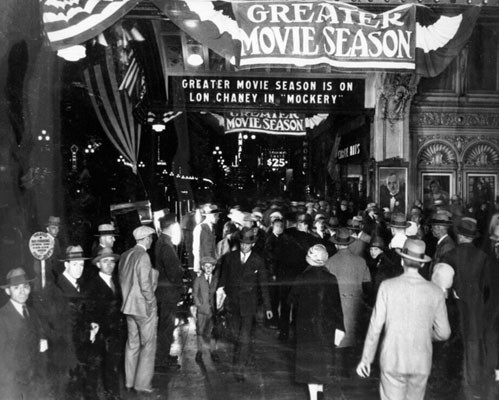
22,305,30,319
390,196,396,211
75,283,80,293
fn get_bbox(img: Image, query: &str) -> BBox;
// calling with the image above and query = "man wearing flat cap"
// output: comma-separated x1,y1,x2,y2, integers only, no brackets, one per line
0,268,47,399
357,239,451,400
84,247,125,400
441,217,491,399
218,227,273,382
155,214,184,370
118,225,158,394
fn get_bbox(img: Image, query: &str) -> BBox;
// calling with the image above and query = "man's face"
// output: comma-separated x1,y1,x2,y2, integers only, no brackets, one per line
65,260,84,280
273,222,284,236
5,283,31,305
100,235,115,247
97,257,116,276
240,242,254,254
387,175,400,195
369,247,382,259
47,225,59,237
430,183,439,194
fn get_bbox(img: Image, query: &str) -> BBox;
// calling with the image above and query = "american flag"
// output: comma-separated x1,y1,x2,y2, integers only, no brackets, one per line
41,0,140,50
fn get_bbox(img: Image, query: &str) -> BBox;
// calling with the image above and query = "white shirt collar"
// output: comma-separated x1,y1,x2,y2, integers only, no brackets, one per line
9,300,25,316
63,271,79,289
241,251,251,262
437,234,448,245
99,272,113,288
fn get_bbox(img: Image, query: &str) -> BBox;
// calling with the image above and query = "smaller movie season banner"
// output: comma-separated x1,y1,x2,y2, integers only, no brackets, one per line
225,112,306,136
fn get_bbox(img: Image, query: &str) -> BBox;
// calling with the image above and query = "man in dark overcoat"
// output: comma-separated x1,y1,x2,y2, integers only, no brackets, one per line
84,247,125,400
155,214,184,369
47,245,100,400
442,217,491,399
0,268,47,400
218,227,273,381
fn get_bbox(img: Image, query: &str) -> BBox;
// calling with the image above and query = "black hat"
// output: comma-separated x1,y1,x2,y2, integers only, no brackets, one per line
159,213,177,230
456,217,478,238
239,227,256,244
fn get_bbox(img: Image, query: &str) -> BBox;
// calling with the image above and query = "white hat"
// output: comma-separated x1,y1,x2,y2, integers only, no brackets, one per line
133,225,156,241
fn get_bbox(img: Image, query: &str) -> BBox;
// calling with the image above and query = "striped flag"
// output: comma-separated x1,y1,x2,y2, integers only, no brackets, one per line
41,0,140,50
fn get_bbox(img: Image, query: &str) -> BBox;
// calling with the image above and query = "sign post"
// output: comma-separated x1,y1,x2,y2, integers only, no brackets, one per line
29,232,55,289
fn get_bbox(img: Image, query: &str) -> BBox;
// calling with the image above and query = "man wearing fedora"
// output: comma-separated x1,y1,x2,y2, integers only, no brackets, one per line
155,214,184,370
326,227,371,379
84,247,125,400
91,223,118,258
218,227,273,382
421,210,456,280
49,245,100,400
193,204,220,273
118,225,158,394
441,217,491,399
367,235,401,301
356,238,451,400
0,268,47,399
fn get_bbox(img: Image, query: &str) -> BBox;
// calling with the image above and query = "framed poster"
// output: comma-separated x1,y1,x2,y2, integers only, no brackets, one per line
378,166,408,215
421,173,454,210
466,173,497,207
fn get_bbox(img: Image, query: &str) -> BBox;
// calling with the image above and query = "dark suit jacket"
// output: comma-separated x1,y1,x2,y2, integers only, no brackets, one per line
219,250,271,317
193,273,219,315
0,301,42,398
442,243,491,340
83,273,124,341
155,233,184,306
422,234,456,280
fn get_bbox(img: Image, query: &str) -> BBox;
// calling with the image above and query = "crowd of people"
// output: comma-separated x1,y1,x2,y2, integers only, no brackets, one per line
1,194,499,400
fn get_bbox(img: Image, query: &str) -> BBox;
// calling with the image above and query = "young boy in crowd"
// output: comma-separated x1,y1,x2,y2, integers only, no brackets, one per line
193,256,219,363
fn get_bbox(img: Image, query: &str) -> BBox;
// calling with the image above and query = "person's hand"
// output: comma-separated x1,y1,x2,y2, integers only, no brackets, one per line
266,310,273,320
356,361,371,378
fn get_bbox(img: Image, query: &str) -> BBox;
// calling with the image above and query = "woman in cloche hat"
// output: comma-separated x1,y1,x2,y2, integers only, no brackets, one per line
289,244,345,400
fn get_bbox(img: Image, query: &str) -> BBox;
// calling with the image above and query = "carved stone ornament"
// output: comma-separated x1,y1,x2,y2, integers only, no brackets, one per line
411,111,499,128
418,142,457,167
380,74,417,124
463,143,499,166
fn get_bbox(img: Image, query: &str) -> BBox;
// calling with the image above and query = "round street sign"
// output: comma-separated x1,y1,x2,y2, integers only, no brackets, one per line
29,232,55,261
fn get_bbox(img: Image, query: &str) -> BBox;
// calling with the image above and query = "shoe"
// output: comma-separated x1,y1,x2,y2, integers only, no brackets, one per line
195,351,203,363
124,386,135,393
135,388,157,394
211,352,220,362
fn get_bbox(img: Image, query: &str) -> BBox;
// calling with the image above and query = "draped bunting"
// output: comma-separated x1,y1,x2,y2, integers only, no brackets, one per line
84,47,142,174
153,0,480,78
41,0,140,50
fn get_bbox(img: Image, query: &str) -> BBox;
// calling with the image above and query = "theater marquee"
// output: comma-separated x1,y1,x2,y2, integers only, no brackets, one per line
169,76,364,112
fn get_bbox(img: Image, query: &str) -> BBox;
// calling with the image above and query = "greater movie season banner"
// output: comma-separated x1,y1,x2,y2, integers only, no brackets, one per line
233,2,416,70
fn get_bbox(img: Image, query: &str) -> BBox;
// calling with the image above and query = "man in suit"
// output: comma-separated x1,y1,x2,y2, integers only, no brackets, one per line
379,172,406,214
326,228,371,378
193,204,220,273
420,210,455,280
118,225,158,394
441,217,491,399
218,227,273,381
91,223,118,258
0,268,47,400
85,247,125,400
356,239,451,400
193,256,219,363
50,245,100,400
155,214,184,370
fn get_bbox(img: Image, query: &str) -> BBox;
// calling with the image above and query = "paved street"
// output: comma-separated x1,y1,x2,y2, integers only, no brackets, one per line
118,316,499,400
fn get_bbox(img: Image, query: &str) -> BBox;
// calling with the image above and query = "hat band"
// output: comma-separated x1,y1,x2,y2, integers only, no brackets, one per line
98,230,116,235
6,276,30,286
458,227,476,236
336,236,351,244
67,252,85,258
402,248,425,260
